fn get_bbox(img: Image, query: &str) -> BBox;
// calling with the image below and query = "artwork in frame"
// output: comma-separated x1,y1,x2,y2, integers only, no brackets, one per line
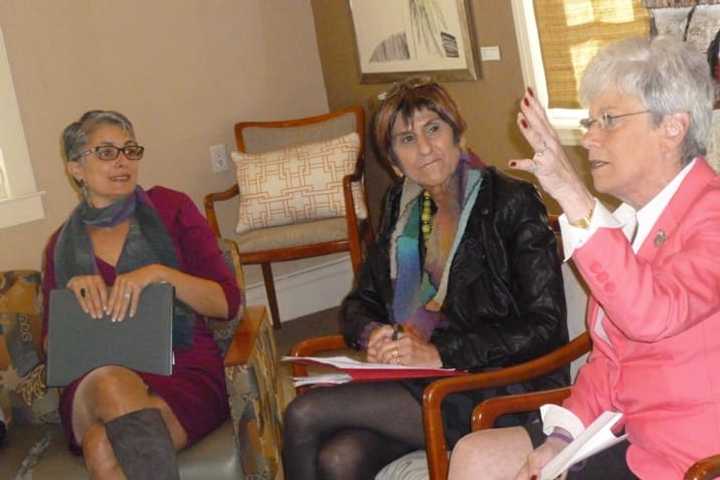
349,0,480,83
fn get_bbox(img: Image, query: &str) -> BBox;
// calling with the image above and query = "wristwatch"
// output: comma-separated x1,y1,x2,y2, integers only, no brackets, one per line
569,204,595,229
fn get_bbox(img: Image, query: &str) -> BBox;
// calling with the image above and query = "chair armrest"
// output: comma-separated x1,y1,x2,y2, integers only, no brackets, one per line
343,173,365,275
423,332,591,480
223,304,283,479
203,184,240,237
472,387,571,431
686,456,720,480
224,305,267,366
289,335,347,378
469,385,720,480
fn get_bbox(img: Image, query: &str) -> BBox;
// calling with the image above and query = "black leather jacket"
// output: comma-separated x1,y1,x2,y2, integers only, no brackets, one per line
341,167,568,373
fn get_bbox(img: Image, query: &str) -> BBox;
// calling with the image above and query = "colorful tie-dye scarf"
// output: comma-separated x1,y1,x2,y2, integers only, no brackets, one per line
390,155,483,340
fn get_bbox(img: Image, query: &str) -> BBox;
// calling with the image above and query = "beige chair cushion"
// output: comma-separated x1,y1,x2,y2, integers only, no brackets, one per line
232,132,366,234
234,217,349,253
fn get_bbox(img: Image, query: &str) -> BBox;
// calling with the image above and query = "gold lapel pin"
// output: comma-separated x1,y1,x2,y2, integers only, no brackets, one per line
654,229,667,247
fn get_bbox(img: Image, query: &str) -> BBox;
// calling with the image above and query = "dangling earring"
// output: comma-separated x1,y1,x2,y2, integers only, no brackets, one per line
79,179,89,202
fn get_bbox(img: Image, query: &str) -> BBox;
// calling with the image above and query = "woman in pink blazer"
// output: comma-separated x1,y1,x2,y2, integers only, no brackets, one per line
448,36,720,480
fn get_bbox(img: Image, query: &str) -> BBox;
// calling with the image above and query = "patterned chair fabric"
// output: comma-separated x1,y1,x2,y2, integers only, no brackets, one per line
226,306,284,478
0,270,58,426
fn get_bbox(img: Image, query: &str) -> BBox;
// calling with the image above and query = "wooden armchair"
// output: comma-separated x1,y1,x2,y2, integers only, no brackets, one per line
204,106,372,329
289,332,592,480
471,387,720,480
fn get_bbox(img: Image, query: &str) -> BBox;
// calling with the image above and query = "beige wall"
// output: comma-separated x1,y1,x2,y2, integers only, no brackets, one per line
0,0,328,271
310,0,596,219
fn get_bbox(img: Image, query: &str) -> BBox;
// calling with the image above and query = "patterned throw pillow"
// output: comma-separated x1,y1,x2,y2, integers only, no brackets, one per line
0,271,59,426
231,132,367,234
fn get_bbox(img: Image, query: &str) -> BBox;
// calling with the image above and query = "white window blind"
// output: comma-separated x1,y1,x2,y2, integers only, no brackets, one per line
512,0,650,144
535,0,650,108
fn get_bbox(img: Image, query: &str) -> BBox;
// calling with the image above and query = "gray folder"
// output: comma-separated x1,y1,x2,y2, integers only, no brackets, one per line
46,283,174,387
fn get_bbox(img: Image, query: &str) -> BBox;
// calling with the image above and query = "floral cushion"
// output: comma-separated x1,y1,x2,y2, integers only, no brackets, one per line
225,306,283,478
0,271,60,426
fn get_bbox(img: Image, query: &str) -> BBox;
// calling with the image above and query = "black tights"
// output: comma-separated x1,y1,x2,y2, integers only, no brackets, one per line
282,382,426,480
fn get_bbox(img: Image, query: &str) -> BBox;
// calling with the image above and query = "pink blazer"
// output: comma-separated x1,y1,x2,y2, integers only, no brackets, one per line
564,159,720,479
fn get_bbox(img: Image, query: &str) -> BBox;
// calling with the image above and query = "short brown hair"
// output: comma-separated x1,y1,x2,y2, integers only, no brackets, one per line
372,77,466,165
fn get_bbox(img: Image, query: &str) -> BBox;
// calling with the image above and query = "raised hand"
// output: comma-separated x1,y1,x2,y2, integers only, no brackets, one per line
510,88,594,221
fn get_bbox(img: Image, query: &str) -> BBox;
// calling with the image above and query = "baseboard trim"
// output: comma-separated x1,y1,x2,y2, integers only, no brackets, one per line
244,255,353,323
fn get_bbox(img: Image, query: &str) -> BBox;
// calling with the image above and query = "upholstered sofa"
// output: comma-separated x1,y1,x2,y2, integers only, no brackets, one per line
0,239,283,479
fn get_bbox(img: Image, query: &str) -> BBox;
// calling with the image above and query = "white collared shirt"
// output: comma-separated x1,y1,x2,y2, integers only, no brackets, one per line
541,159,696,438
559,159,696,259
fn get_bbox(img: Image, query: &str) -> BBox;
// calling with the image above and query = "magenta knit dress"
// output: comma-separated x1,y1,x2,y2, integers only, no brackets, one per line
41,186,242,453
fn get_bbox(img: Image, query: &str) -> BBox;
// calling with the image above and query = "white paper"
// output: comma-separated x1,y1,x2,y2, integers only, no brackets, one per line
540,411,627,480
292,373,352,387
282,355,456,372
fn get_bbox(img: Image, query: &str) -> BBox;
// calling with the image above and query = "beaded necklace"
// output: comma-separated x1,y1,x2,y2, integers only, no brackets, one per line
421,191,433,242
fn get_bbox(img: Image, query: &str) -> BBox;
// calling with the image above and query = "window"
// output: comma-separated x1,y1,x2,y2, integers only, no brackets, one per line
0,25,44,229
511,0,649,145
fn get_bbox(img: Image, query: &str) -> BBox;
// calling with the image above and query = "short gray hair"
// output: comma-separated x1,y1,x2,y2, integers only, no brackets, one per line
62,110,135,163
580,36,713,165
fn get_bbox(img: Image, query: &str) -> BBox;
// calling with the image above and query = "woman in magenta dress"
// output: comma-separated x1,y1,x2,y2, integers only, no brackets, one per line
42,110,241,479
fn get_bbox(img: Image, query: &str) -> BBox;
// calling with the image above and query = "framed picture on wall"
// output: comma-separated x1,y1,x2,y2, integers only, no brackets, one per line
349,0,480,83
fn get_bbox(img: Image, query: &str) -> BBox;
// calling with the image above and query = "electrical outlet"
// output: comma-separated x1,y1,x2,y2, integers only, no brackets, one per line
209,144,229,173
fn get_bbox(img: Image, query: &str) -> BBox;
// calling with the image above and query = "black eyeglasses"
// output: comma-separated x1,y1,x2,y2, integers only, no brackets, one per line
579,111,650,132
81,144,145,161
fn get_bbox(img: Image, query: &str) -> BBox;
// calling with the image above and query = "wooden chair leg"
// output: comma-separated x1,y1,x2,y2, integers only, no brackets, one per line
261,263,282,329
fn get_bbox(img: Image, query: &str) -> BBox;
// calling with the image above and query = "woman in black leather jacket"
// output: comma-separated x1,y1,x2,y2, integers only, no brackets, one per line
282,77,567,480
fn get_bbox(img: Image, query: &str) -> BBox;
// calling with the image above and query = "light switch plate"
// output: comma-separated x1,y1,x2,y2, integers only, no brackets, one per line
480,45,501,62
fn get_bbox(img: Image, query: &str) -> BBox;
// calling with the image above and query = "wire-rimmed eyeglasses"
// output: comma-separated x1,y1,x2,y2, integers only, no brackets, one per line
81,144,145,161
579,111,650,132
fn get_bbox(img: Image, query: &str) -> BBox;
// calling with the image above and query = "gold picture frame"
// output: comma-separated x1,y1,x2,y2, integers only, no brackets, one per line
349,0,480,83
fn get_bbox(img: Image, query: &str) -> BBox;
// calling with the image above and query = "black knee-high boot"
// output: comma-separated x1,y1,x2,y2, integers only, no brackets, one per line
105,408,180,480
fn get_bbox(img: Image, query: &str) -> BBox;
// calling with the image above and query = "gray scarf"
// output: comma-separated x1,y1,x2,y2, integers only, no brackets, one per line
53,187,194,348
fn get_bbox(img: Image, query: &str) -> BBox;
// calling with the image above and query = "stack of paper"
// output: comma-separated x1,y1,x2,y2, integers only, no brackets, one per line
283,355,465,387
292,373,352,387
540,411,626,480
